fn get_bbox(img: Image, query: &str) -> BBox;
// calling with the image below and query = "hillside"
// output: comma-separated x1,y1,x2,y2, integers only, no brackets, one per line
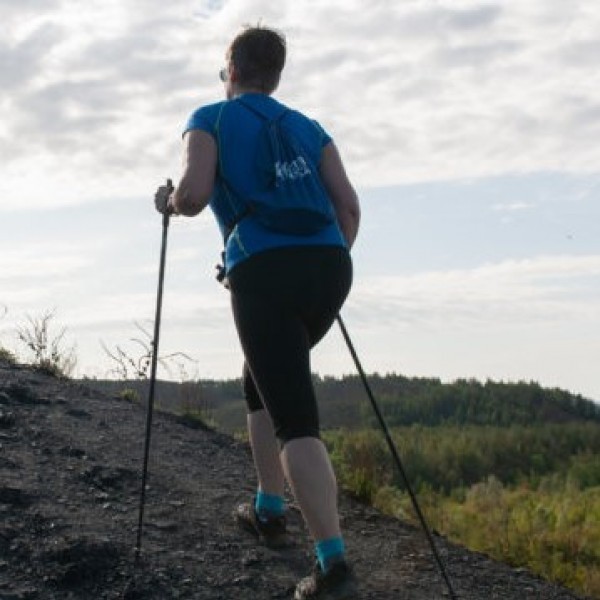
85,374,600,433
0,359,592,599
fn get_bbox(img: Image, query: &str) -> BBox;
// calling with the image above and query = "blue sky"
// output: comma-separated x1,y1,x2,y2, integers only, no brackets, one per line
1,1,599,401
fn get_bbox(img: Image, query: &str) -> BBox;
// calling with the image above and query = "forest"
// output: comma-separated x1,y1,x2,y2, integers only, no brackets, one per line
86,373,600,597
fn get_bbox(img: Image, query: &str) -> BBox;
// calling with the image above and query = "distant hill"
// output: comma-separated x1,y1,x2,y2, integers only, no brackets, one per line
83,373,600,433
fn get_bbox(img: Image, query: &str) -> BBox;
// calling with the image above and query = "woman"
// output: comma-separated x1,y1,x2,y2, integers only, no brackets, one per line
155,25,360,599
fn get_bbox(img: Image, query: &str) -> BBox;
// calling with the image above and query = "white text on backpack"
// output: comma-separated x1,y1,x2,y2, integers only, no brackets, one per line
275,156,311,184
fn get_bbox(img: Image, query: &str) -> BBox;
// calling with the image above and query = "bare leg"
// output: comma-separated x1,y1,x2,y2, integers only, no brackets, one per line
247,409,285,496
280,436,341,541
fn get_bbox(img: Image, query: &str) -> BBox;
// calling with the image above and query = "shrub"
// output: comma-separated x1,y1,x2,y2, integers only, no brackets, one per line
101,321,195,381
16,310,77,378
119,388,141,403
0,346,16,364
0,305,15,364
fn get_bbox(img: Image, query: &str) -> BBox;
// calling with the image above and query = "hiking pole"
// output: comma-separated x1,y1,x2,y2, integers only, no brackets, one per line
335,314,459,600
134,179,174,565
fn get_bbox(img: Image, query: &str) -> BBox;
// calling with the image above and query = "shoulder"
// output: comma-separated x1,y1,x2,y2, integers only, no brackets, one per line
183,101,228,136
310,118,332,146
284,108,333,147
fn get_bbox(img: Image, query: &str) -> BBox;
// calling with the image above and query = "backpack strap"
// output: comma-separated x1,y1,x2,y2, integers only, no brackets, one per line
214,102,254,241
217,99,290,241
236,97,289,124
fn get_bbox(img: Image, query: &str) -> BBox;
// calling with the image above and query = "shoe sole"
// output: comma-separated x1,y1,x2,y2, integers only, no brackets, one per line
294,582,359,600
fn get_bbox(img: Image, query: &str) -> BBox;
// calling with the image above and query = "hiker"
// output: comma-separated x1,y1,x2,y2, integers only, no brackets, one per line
155,25,360,599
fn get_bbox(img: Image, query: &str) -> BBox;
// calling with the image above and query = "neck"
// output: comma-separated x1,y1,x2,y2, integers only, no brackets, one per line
235,86,268,96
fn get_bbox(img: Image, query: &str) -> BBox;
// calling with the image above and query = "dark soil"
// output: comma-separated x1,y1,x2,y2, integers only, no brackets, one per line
0,360,591,599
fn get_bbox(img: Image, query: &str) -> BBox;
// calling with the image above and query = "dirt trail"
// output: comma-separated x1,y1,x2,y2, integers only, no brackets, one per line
0,360,590,599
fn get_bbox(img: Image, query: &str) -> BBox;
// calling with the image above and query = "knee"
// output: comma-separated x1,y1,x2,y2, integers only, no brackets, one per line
276,423,321,445
270,395,321,444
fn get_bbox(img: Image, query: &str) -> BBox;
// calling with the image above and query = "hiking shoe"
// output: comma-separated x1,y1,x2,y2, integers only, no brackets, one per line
294,561,358,599
234,501,289,548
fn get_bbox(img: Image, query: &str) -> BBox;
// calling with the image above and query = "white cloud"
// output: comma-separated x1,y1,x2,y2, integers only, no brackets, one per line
1,0,599,210
348,254,600,330
0,243,90,280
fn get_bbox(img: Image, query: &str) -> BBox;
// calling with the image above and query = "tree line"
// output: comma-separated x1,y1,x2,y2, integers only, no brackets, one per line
84,372,600,433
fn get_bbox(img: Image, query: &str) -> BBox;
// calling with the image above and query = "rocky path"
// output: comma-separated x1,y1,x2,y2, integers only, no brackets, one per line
0,360,590,599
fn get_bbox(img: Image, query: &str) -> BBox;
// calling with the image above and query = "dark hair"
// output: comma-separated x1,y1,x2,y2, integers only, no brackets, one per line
229,26,286,93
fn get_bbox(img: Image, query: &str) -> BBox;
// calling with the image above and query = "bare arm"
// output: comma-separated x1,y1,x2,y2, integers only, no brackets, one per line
170,130,217,217
319,142,360,248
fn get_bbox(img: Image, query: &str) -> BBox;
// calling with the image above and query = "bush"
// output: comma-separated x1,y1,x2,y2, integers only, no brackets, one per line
119,388,141,403
16,310,77,378
0,346,16,364
101,321,195,381
325,429,392,502
323,424,600,598
0,305,15,364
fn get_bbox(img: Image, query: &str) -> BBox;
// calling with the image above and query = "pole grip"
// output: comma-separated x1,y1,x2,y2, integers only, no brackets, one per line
164,178,174,225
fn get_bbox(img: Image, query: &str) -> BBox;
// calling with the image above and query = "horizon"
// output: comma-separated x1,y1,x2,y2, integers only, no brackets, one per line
78,369,599,407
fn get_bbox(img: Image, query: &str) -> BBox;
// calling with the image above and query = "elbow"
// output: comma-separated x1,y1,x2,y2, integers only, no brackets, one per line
349,201,361,227
335,194,360,247
342,193,361,229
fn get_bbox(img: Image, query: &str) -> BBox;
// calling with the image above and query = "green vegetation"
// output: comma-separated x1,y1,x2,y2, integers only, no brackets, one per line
0,305,16,364
0,346,16,364
314,373,600,427
118,387,141,403
370,476,600,597
326,423,600,494
323,424,600,598
177,407,217,431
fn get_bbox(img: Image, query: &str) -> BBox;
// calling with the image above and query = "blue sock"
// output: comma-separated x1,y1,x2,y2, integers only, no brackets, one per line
255,490,285,519
316,537,345,573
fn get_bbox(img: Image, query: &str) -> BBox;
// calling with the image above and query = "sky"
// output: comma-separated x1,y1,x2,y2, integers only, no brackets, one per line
1,0,599,402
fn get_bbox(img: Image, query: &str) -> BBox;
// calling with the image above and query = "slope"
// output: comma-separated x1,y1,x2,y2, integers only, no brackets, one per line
0,360,591,599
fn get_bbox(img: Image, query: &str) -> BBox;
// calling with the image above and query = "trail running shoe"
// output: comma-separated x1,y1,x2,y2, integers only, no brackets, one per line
294,560,358,599
234,501,289,548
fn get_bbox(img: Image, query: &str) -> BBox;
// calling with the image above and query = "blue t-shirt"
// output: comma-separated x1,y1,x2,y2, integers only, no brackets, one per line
183,93,347,273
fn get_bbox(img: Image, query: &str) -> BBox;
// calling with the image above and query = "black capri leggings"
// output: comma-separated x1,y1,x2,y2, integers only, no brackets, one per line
228,245,352,444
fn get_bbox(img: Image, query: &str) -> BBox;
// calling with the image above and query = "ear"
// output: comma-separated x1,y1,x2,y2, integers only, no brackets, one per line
229,62,239,83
